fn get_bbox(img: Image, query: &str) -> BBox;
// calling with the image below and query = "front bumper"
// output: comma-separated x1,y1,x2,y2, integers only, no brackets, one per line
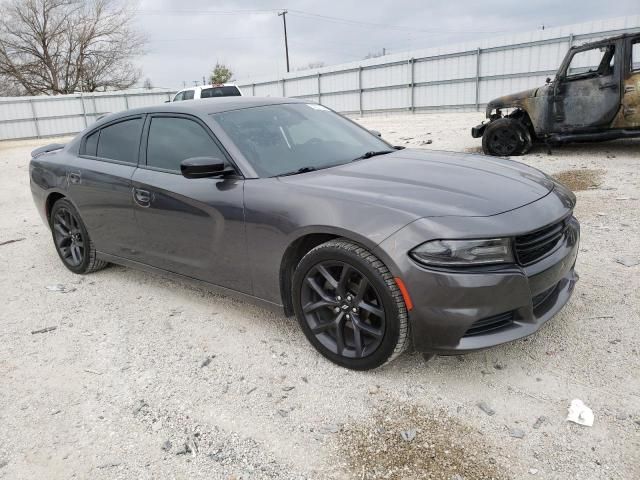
374,199,580,354
471,123,487,138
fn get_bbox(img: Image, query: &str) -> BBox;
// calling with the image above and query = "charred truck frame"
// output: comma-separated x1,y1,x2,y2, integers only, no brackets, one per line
473,33,640,156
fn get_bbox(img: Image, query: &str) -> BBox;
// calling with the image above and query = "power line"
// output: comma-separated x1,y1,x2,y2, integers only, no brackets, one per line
135,9,280,16
287,10,508,35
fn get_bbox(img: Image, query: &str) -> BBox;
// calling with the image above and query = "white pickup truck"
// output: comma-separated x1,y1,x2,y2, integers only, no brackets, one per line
171,84,242,102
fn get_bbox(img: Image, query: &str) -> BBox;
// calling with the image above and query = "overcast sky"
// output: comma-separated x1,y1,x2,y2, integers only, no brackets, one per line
134,0,640,89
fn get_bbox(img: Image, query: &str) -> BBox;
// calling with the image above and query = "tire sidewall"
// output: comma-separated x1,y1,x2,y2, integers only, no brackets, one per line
292,244,402,370
49,199,92,274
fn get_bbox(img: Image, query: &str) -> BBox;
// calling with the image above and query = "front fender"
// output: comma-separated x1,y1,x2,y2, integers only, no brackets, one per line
485,87,541,118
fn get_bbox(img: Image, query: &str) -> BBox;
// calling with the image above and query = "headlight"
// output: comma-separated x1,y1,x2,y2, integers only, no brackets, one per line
410,238,514,267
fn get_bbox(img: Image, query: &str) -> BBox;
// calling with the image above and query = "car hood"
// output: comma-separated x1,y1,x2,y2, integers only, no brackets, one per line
486,85,552,111
278,149,555,218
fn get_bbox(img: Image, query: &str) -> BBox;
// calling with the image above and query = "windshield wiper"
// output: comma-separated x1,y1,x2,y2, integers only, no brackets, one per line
275,166,318,177
351,150,394,162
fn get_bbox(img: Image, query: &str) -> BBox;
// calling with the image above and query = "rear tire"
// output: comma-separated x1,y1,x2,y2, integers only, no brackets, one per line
292,239,410,370
49,198,108,274
482,117,530,156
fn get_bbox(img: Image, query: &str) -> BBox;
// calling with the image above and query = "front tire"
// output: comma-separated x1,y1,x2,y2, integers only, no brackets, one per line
292,239,410,370
482,117,531,156
49,198,108,274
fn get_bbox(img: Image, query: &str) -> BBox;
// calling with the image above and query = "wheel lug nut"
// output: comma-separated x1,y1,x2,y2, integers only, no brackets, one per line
334,307,340,313
336,296,342,301
345,314,350,319
352,307,357,312
347,295,352,301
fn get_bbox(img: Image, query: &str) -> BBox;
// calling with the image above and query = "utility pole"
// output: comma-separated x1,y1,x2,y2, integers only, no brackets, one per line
278,10,290,73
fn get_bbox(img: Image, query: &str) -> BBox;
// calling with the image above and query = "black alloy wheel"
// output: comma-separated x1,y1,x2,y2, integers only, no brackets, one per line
52,206,85,267
300,260,386,359
49,198,108,274
293,239,409,370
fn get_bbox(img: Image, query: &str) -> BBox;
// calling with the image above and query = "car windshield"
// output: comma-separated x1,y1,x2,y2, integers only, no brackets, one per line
211,103,391,177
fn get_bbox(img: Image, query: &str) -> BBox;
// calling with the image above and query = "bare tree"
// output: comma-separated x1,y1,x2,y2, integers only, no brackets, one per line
363,49,387,60
0,0,145,95
142,78,153,90
296,61,325,71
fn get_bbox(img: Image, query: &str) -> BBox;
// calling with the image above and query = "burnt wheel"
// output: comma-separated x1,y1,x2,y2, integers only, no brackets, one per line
50,198,108,274
482,117,529,156
292,239,409,370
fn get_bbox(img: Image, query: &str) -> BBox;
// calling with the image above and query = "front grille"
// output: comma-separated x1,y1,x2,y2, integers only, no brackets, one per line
463,311,514,337
515,219,567,265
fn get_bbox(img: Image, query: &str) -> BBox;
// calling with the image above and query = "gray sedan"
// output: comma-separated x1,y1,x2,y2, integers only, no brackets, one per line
29,97,579,370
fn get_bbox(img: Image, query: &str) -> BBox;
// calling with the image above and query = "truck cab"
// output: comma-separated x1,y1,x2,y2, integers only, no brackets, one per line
474,33,640,156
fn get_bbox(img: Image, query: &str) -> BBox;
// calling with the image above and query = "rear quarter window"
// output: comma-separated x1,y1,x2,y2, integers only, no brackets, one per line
83,118,143,164
183,90,195,100
83,130,99,156
201,86,241,98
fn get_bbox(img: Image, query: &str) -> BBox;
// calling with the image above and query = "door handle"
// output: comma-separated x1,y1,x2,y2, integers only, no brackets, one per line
133,188,152,207
599,82,617,90
68,172,81,184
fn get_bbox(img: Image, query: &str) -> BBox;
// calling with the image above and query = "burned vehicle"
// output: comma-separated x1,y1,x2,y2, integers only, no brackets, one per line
473,33,640,156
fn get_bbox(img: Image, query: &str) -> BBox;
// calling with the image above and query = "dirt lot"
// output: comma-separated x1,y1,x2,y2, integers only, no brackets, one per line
1,112,639,480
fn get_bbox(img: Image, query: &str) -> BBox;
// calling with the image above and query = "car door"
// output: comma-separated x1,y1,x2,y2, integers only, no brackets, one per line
67,115,143,257
615,35,640,129
552,40,622,132
131,114,250,293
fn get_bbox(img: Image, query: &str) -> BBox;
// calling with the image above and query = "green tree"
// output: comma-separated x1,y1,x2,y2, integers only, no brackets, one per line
210,63,233,84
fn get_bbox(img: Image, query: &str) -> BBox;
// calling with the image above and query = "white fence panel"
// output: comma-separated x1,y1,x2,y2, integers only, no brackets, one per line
320,92,360,112
415,53,476,83
0,89,176,141
362,63,409,89
284,76,317,97
254,82,281,97
320,71,359,94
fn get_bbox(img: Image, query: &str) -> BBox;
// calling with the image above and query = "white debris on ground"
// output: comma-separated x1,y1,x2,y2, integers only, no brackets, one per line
567,399,595,427
1,112,639,480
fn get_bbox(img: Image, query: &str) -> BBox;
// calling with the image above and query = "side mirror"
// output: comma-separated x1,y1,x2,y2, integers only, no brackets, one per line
180,157,233,179
545,77,551,84
369,129,382,138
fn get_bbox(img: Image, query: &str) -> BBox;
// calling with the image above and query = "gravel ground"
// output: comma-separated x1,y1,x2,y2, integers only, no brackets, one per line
1,112,639,480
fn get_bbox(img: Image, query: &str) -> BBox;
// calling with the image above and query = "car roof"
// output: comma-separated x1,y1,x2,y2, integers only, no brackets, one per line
569,32,639,51
96,97,310,125
176,83,239,93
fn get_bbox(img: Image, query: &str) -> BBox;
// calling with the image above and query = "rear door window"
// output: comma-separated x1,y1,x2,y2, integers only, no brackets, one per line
146,117,226,172
201,86,241,98
183,90,195,100
95,118,143,164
